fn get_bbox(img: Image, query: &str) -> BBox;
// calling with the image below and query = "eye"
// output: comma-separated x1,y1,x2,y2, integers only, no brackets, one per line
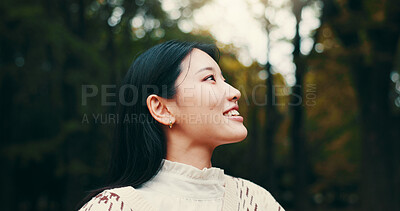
204,75,216,82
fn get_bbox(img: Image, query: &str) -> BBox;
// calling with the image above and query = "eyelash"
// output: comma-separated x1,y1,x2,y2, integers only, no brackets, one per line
204,75,216,81
204,74,227,83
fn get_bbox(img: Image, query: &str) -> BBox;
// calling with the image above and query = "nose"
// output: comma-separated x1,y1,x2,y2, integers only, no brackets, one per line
226,83,241,102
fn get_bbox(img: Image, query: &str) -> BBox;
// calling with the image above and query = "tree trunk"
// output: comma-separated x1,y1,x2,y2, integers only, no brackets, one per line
264,62,283,193
290,1,310,209
350,47,397,211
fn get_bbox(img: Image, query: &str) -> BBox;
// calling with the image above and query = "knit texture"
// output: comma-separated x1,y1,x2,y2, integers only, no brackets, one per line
79,175,284,211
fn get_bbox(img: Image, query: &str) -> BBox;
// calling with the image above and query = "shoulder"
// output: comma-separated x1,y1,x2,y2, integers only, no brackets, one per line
225,175,285,211
79,186,154,211
79,187,133,211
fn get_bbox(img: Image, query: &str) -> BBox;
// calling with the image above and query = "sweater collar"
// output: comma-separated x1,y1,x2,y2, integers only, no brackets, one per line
140,159,226,200
160,159,226,181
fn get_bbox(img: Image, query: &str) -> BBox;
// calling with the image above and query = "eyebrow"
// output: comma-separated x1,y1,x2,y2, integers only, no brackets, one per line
196,66,222,75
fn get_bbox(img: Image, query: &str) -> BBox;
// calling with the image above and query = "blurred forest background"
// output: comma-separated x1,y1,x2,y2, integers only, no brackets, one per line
1,0,399,210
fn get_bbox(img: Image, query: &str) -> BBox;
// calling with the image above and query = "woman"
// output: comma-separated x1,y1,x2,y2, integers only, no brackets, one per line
79,40,284,211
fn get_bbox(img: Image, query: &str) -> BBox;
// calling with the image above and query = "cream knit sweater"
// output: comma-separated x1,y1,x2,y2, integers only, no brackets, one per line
80,160,284,211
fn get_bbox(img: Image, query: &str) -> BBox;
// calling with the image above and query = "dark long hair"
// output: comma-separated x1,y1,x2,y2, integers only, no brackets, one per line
79,40,219,207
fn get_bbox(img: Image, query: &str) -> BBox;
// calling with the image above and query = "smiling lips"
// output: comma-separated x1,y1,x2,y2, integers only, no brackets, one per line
223,105,243,122
223,109,240,117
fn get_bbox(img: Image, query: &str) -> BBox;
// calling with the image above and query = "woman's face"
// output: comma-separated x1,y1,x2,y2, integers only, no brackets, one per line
169,48,247,147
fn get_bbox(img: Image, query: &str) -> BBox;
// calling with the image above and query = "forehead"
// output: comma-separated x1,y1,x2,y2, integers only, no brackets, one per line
180,48,220,76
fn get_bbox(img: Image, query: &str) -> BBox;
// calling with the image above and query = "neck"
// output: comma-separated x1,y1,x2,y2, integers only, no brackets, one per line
166,130,215,170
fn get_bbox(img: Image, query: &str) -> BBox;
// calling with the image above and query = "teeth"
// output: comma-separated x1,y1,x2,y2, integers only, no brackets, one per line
224,109,240,117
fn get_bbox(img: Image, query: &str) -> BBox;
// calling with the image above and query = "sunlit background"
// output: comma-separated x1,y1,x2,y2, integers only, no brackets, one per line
131,0,322,85
1,0,399,210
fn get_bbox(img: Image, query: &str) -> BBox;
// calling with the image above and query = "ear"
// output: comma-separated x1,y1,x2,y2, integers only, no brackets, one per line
146,94,174,126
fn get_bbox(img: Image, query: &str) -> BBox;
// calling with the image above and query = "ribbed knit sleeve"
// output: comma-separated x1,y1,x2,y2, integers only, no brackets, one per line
222,175,240,211
78,187,155,211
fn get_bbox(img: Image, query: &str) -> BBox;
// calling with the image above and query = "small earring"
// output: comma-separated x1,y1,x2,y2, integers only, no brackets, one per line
169,120,173,129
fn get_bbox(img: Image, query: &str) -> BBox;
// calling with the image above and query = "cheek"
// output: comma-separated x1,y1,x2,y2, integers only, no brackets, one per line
175,84,197,107
174,84,225,125
200,85,223,111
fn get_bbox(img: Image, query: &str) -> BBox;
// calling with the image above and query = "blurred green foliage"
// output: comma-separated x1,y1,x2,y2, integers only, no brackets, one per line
0,0,214,210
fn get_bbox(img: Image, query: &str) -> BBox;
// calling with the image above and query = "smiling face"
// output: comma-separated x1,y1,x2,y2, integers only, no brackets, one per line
167,48,248,148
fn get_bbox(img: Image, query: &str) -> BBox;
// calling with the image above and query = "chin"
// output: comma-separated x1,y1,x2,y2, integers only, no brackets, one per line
228,125,248,143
